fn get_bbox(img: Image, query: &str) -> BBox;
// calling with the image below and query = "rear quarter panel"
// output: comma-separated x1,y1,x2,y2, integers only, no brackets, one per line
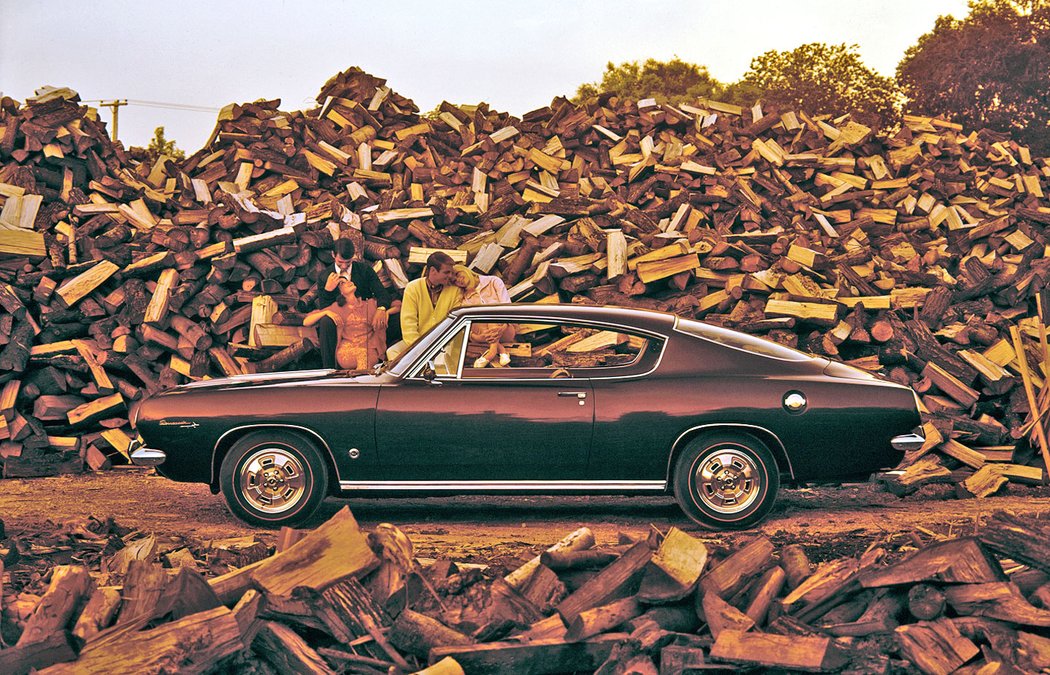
588,330,919,481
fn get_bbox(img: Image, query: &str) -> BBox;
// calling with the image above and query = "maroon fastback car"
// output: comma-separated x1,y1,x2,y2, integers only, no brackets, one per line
131,304,924,529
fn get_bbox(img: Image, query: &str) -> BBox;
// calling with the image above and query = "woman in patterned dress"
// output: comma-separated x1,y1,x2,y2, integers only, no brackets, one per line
304,278,380,370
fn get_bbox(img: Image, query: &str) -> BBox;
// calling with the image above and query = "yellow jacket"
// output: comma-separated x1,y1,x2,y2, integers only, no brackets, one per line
400,277,463,346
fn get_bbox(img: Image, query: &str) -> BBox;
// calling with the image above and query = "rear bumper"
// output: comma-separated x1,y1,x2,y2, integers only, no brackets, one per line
891,433,925,452
128,437,167,467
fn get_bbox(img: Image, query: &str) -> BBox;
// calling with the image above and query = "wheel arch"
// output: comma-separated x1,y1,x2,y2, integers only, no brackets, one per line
666,423,794,488
210,424,339,494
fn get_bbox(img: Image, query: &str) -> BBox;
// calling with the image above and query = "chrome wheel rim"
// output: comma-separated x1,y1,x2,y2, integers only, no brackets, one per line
239,447,308,514
693,447,761,514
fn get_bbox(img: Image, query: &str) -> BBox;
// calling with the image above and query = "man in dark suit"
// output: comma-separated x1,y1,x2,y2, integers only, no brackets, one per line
315,238,400,368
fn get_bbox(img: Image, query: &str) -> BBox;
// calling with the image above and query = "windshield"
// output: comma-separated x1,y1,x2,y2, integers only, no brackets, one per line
386,316,458,376
675,317,811,362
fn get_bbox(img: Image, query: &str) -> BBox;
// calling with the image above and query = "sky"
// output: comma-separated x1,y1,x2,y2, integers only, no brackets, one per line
1,0,972,153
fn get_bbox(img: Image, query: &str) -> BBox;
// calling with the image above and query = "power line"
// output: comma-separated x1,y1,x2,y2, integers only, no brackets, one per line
83,98,222,113
81,98,222,142
127,99,223,113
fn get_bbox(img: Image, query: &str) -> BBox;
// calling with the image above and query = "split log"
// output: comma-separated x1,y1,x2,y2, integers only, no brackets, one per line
72,586,122,641
428,634,624,675
311,579,410,670
824,588,906,637
743,565,787,626
780,557,862,625
637,527,707,603
0,631,78,675
699,536,774,600
881,454,954,496
231,588,266,648
978,512,1050,575
253,620,335,675
858,538,1005,587
540,548,620,571
16,565,93,646
923,362,980,408
895,619,980,675
565,596,643,642
517,563,566,613
115,560,169,625
505,527,594,591
944,582,1050,627
42,606,247,675
957,464,1009,498
658,646,707,675
779,544,813,590
555,541,652,624
389,609,472,659
700,590,755,639
250,506,378,597
709,629,849,672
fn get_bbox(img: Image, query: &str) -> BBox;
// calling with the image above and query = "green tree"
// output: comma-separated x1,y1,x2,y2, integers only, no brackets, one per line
574,57,725,105
145,126,185,161
742,43,900,124
897,0,1050,152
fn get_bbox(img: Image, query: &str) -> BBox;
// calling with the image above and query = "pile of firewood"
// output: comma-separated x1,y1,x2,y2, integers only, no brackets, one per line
1,70,1050,487
2,507,1050,673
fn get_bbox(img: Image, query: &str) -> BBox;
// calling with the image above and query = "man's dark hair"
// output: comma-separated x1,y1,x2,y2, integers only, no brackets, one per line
333,238,356,260
425,250,454,272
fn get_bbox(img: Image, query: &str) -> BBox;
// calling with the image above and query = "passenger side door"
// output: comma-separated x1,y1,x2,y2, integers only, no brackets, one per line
374,322,594,481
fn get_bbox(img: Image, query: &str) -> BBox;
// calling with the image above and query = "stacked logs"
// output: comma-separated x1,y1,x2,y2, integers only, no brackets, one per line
1,71,1050,488
3,507,1050,673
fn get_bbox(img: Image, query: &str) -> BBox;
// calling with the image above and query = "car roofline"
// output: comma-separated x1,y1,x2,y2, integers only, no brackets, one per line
447,303,676,332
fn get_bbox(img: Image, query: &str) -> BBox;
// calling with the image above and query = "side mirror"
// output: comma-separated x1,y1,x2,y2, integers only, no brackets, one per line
421,361,437,381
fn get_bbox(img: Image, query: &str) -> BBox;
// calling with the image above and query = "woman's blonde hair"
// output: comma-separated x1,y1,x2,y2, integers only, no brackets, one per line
453,264,480,292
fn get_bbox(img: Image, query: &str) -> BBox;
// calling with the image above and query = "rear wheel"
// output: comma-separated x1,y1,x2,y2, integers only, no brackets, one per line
219,430,328,527
673,432,779,530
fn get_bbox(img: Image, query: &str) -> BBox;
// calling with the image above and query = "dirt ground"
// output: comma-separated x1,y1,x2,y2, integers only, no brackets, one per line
2,469,1050,571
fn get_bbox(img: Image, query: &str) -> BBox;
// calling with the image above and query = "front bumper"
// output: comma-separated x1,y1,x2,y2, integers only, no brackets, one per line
891,433,926,452
128,437,167,467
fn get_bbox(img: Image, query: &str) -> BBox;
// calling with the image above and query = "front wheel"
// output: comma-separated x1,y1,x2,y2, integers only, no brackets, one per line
219,430,329,527
673,432,779,530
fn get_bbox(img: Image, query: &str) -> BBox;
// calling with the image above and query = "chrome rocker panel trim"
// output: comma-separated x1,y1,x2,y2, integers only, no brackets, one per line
338,480,667,491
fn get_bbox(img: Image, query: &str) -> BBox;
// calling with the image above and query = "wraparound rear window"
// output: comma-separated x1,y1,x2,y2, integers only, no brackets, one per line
675,317,811,362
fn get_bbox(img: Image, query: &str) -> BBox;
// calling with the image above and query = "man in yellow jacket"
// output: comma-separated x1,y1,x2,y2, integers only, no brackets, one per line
397,251,463,351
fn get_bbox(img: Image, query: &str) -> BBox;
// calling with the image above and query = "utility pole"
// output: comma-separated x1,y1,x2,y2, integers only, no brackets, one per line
99,100,127,142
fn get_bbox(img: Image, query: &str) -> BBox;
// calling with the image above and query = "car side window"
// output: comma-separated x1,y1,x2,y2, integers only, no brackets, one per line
462,320,656,378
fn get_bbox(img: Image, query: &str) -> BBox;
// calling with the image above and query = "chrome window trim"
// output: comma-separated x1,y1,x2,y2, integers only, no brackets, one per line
406,315,669,383
667,422,794,480
211,423,339,484
406,320,471,380
338,479,667,491
672,316,812,363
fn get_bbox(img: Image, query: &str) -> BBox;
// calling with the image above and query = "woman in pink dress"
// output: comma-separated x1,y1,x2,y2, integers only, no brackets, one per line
304,278,380,370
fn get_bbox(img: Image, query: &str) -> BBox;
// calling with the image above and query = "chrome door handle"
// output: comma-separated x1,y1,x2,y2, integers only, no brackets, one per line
558,392,587,398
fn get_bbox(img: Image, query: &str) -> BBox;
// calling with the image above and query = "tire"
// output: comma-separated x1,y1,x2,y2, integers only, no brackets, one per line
219,430,329,527
673,432,780,530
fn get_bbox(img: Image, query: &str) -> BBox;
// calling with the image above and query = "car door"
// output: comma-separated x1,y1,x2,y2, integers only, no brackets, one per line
374,322,594,481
